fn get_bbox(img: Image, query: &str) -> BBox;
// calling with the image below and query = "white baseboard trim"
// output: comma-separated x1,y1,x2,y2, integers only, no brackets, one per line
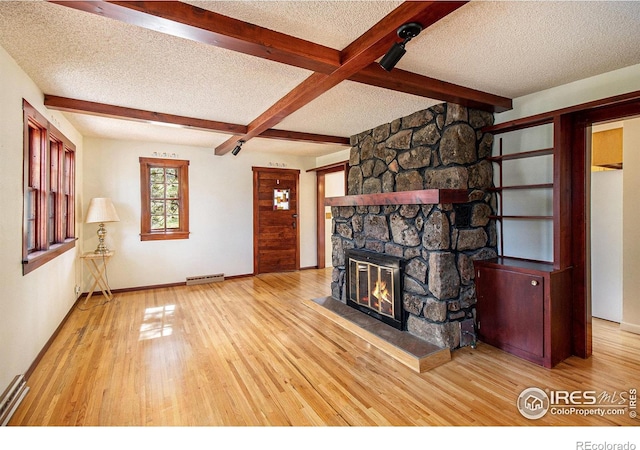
620,321,640,335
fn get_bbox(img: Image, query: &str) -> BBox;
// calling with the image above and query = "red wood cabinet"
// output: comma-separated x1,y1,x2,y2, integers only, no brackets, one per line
474,258,573,368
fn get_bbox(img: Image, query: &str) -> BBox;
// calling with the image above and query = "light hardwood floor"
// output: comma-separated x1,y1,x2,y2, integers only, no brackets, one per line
10,268,640,426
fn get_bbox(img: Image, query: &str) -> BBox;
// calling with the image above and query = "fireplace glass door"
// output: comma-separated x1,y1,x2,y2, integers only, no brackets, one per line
345,249,404,329
351,260,395,319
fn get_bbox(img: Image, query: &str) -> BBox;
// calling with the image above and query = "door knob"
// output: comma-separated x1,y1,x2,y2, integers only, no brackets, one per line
531,280,539,286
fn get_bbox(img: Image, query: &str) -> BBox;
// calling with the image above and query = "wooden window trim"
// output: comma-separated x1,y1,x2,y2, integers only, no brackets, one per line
23,239,77,274
22,100,76,275
139,157,190,241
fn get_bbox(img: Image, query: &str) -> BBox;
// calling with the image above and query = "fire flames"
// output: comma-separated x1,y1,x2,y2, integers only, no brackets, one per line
372,280,390,303
371,280,393,315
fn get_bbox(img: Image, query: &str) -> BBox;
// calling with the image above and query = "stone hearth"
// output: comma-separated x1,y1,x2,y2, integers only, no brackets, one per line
330,103,497,350
305,296,451,373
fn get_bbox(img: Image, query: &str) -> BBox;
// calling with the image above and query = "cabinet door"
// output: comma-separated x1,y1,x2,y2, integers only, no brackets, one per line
476,267,545,359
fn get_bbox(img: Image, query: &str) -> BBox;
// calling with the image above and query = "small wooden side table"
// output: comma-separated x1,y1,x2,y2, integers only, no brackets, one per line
81,251,114,304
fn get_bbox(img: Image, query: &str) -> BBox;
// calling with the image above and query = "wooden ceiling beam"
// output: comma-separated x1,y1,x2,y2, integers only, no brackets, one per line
50,0,511,113
49,0,339,73
44,95,350,146
215,1,468,155
352,63,512,113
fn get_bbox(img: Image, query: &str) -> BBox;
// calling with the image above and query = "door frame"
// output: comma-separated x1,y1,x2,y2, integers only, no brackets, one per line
568,94,640,357
252,166,300,275
310,161,347,269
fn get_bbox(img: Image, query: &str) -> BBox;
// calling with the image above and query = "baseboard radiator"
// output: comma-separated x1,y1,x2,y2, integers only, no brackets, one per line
186,273,224,286
0,374,29,426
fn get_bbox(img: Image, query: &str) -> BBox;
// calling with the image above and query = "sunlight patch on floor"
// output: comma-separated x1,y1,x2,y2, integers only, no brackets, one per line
139,304,175,340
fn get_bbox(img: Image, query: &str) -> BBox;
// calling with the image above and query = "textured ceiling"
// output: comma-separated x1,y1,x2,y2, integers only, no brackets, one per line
1,1,640,157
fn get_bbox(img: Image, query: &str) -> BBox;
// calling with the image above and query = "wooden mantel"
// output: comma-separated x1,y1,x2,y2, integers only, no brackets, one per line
324,189,468,207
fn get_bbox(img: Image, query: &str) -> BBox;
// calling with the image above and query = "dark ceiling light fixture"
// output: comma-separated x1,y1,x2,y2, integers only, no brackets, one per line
231,139,245,156
379,22,423,72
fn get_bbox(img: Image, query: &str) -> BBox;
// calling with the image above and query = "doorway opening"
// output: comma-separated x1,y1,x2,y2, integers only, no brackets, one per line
312,161,347,269
590,122,624,324
588,115,640,338
323,171,346,267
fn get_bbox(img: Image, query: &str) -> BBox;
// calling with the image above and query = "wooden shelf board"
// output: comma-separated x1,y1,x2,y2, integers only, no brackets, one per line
324,189,468,207
593,163,623,170
474,257,563,275
490,183,554,191
491,215,553,220
488,147,554,161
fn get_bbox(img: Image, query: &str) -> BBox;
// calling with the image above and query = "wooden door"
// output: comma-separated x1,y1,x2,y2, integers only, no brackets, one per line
253,167,300,274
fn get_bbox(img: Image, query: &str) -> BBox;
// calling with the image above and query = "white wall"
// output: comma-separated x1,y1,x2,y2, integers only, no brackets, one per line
497,63,640,123
622,118,640,333
315,148,350,168
591,169,623,322
0,46,84,392
82,138,321,289
494,62,640,333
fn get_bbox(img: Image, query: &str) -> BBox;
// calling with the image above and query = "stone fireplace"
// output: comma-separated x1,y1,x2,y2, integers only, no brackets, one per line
329,103,497,350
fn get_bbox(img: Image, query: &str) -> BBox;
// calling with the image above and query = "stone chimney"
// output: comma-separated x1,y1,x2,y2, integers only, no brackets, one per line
330,103,497,349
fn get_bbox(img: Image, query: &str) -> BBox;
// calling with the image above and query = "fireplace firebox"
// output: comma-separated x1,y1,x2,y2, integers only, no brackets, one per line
345,249,405,330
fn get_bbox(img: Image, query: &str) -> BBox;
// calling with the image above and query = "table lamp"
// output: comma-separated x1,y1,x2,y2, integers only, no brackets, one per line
85,197,120,254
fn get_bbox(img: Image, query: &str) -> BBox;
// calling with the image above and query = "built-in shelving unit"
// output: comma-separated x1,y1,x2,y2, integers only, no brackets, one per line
474,116,573,368
488,137,555,258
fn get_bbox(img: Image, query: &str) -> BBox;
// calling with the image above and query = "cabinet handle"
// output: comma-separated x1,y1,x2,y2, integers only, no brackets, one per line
531,280,539,286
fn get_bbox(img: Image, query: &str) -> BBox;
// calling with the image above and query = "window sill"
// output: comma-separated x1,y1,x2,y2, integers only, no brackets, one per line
140,231,190,241
23,238,76,275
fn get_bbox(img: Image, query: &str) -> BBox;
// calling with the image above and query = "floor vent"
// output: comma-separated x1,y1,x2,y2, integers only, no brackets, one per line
0,374,29,426
186,273,225,286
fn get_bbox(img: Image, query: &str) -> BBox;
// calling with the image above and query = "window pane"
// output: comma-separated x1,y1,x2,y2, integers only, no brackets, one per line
151,200,165,215
64,151,72,195
29,126,41,189
151,183,165,199
48,218,54,244
166,215,179,229
165,169,178,183
151,215,165,230
50,145,58,192
48,192,55,244
27,190,36,220
167,200,179,215
166,184,179,199
150,168,164,183
62,195,68,239
26,187,37,251
27,221,35,252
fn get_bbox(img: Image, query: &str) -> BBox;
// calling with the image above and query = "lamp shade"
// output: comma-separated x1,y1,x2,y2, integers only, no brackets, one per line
85,198,120,224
